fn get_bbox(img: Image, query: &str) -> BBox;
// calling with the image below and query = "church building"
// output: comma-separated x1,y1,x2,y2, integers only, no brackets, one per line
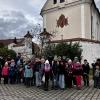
41,0,100,63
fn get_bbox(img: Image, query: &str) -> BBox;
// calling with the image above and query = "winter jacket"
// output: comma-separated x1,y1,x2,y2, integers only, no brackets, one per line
58,64,65,75
9,64,16,77
74,66,83,75
94,69,100,77
52,61,59,75
2,66,9,76
82,63,90,75
34,62,41,72
24,65,33,78
0,62,2,75
66,64,73,77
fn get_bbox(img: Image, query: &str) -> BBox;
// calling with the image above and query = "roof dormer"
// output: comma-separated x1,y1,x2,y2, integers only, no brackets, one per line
24,31,33,39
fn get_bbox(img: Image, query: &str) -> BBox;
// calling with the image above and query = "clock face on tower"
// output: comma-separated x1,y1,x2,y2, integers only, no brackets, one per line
57,14,68,28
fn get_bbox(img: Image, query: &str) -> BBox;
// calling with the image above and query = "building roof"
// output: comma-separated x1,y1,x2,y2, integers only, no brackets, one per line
92,0,100,17
24,31,33,38
13,44,25,47
0,38,24,46
50,38,100,44
40,28,52,37
41,0,100,16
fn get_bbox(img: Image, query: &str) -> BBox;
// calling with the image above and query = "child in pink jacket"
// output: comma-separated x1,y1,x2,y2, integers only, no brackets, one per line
2,62,9,84
74,62,83,89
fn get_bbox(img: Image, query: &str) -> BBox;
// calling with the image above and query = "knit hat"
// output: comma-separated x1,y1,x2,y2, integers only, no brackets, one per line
45,60,49,64
76,62,81,66
54,55,58,61
5,62,8,66
41,58,45,63
68,59,72,64
11,59,15,62
35,58,40,62
74,57,78,59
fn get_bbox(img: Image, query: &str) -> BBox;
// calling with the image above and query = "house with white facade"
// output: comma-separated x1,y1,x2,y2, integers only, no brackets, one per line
0,31,40,60
41,0,100,64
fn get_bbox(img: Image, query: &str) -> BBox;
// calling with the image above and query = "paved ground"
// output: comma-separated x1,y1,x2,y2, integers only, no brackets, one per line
0,80,100,100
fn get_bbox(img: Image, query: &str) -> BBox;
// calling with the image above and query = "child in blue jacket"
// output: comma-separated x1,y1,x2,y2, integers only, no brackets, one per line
24,61,33,87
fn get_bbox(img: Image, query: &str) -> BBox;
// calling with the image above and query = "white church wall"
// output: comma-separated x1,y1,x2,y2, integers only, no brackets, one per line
91,4,100,40
83,3,91,39
8,43,16,50
42,0,83,11
80,41,100,65
67,0,80,4
10,46,32,60
12,46,26,54
44,5,82,41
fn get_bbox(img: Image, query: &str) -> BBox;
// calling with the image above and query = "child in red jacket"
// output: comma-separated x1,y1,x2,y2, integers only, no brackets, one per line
2,62,9,84
74,62,83,89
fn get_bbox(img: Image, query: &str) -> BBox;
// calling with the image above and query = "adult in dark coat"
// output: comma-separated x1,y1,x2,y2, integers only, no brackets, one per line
34,58,41,87
65,59,73,88
58,61,65,89
93,59,100,88
52,60,59,89
9,60,16,84
82,59,90,86
92,61,96,80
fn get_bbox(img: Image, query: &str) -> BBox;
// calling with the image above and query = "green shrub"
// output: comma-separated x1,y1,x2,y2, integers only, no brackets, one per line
44,42,82,60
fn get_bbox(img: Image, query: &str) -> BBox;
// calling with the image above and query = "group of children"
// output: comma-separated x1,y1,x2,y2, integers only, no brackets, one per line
0,55,100,91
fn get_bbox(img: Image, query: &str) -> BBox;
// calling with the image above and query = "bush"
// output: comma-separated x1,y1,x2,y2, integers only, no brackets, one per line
0,47,16,59
44,42,82,61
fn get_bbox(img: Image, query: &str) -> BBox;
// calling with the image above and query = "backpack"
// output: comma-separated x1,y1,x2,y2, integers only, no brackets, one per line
44,64,50,72
95,70,100,77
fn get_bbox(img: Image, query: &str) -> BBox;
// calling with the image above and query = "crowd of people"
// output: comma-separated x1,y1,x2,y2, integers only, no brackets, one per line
0,53,100,91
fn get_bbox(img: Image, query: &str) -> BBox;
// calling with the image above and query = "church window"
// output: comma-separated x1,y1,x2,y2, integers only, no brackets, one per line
53,0,57,4
60,0,65,3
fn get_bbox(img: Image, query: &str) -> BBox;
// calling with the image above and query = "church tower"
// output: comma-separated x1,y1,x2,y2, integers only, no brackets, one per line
24,31,33,48
41,0,100,41
41,0,100,64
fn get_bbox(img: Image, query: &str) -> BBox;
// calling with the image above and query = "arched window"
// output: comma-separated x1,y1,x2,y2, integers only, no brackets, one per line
60,0,65,3
53,0,57,4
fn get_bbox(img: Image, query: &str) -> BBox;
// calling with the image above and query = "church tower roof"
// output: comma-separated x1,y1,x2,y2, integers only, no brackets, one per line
24,31,33,38
40,28,52,37
41,0,99,15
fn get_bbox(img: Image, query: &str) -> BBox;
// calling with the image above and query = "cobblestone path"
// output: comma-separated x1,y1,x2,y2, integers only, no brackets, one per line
0,80,100,100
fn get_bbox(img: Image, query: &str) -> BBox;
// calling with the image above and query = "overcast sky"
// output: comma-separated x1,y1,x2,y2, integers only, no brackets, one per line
0,0,99,39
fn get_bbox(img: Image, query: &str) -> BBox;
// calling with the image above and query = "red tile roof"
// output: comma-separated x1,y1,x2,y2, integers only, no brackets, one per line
13,44,25,47
0,38,24,46
24,31,33,38
50,38,100,44
40,28,52,37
